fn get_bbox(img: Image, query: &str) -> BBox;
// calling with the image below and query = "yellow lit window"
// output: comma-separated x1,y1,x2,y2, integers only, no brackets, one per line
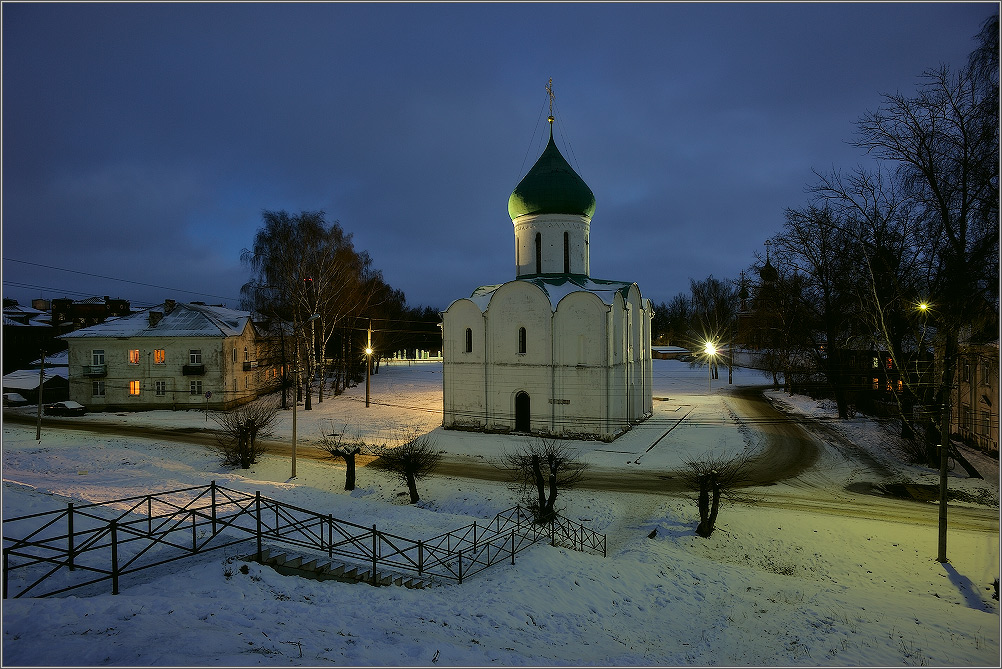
153,349,165,364
872,378,879,390
129,380,140,396
128,349,140,364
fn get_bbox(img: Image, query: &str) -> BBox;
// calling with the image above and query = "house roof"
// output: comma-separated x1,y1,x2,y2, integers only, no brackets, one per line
60,302,251,339
2,367,68,390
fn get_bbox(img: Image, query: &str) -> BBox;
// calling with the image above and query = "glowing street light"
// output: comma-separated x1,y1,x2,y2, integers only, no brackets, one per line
365,320,373,408
704,341,717,392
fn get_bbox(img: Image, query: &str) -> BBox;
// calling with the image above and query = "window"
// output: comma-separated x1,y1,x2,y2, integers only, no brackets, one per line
465,328,473,353
872,378,879,391
155,381,166,396
979,411,990,435
92,381,105,397
245,376,249,389
961,361,970,382
232,348,237,363
961,404,971,432
190,380,203,396
244,346,249,361
564,231,570,273
885,357,894,370
872,356,880,369
92,349,105,366
518,327,527,354
153,349,165,365
129,380,140,396
535,232,542,274
128,349,140,365
189,349,202,364
233,379,238,392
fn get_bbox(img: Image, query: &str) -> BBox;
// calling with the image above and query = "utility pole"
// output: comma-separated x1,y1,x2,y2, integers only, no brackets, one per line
35,349,45,441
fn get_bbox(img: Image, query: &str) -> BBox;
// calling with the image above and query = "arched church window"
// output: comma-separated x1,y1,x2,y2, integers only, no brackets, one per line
535,233,542,274
518,327,527,354
564,231,570,273
465,328,473,353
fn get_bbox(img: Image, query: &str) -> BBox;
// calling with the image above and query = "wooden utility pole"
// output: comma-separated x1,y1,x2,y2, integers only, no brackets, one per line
35,350,45,441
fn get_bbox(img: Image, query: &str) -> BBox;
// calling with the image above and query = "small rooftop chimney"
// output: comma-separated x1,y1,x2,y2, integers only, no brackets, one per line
149,311,164,327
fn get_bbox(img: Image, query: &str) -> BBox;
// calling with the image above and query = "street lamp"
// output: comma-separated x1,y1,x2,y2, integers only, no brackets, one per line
704,341,717,393
365,319,373,408
291,313,320,480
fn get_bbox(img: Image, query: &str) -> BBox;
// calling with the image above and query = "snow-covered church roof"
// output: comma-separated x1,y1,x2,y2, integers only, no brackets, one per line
59,302,251,339
466,275,640,312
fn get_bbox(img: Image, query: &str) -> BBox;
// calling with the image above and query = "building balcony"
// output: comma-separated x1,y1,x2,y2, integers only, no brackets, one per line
182,364,206,376
82,365,107,377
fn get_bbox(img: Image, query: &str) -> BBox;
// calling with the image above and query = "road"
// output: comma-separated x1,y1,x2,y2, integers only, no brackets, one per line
5,387,997,534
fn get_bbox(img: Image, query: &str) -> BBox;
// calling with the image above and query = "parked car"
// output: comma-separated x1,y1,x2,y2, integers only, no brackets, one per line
3,392,28,407
44,400,86,416
678,353,695,362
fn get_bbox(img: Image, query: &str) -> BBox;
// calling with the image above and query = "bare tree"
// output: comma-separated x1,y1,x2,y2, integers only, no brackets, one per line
495,437,587,524
316,421,368,491
680,453,752,538
370,434,443,504
211,400,280,469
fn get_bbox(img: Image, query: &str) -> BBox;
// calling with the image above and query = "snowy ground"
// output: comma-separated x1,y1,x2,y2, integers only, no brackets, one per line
2,359,999,666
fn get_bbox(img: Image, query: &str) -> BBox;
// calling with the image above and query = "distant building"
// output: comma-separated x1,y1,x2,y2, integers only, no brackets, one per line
441,109,652,441
60,300,280,411
2,350,69,404
951,342,999,456
51,296,131,329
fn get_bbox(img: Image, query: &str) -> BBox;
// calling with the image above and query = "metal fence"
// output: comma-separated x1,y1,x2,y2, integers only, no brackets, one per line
3,482,606,598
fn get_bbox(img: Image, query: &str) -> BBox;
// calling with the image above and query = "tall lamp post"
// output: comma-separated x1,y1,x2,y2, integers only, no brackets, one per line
365,319,373,408
291,313,320,479
704,341,717,393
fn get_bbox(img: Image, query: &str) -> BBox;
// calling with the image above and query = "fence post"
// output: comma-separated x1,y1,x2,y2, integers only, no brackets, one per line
473,521,477,552
67,503,75,571
549,518,555,547
210,481,217,536
418,540,423,575
191,510,197,551
147,495,152,536
3,548,9,599
510,530,515,565
328,515,333,559
255,492,262,562
110,520,119,595
458,550,463,585
371,525,378,584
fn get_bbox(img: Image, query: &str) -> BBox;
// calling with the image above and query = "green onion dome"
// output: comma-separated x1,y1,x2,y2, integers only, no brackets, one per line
508,129,596,220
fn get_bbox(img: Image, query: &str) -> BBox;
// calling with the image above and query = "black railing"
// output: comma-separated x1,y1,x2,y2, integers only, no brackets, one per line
3,483,606,598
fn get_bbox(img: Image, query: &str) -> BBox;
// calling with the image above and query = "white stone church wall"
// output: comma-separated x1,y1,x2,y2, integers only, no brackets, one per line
441,299,487,429
484,281,553,432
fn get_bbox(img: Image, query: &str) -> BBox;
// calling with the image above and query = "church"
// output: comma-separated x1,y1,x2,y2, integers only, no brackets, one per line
441,98,653,441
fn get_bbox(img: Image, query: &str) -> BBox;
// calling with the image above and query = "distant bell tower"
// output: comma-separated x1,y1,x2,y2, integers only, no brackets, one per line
508,79,596,279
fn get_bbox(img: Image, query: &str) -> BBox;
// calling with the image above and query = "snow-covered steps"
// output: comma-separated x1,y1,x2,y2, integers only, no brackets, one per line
247,549,430,589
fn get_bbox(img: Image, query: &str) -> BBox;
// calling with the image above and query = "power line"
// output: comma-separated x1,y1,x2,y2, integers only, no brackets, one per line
3,257,242,302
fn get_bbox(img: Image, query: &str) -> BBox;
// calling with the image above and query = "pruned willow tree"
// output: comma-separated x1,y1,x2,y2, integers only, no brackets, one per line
241,211,392,409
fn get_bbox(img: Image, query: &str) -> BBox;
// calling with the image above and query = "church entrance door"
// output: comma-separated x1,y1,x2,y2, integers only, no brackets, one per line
515,391,530,432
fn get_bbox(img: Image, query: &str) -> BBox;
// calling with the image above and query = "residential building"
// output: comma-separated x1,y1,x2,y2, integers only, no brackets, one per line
60,300,280,411
952,342,999,456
